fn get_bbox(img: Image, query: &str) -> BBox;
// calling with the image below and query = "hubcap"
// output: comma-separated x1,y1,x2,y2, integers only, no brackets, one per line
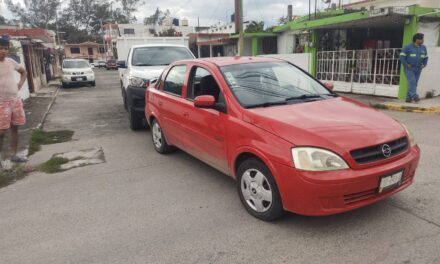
152,122,163,149
241,169,273,213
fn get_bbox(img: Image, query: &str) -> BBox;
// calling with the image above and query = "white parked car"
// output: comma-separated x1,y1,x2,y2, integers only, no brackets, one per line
61,59,96,88
119,44,195,130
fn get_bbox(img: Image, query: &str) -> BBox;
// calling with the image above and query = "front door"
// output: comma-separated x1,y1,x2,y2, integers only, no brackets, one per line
180,66,228,173
156,65,188,148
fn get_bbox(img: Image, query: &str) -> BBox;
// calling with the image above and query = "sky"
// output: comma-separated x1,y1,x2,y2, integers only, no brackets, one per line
0,0,334,28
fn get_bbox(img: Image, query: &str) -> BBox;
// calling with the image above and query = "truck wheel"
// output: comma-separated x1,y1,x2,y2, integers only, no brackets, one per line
129,108,143,131
91,81,96,86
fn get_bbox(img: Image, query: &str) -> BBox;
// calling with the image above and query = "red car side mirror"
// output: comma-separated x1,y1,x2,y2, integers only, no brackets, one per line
194,95,216,108
324,82,334,91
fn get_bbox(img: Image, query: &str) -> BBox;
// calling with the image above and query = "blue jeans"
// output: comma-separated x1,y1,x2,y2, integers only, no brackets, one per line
404,67,422,100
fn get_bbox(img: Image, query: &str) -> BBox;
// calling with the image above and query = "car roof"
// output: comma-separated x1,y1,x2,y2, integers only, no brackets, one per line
176,56,283,67
130,44,188,49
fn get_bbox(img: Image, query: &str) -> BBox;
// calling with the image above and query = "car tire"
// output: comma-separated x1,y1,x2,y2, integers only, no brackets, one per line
122,91,128,110
61,82,67,88
91,81,96,86
151,119,173,154
237,158,285,221
129,107,143,131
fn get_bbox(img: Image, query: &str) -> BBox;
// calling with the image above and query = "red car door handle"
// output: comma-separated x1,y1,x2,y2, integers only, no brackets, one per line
183,111,189,118
158,101,163,106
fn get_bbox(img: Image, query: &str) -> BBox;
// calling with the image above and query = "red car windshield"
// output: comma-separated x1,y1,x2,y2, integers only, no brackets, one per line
220,62,333,108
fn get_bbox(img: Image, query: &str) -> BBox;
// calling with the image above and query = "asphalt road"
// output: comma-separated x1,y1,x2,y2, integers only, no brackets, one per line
0,68,439,264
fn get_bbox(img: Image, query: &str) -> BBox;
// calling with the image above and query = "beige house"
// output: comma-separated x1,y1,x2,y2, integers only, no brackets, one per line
64,42,106,62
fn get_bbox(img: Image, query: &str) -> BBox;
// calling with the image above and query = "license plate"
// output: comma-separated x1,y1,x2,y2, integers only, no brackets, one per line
378,171,403,193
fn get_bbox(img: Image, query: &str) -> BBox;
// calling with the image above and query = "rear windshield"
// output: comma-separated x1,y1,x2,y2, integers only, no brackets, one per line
63,60,89,68
131,47,194,67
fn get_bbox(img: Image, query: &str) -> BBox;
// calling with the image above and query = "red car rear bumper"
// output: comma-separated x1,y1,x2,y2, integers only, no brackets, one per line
274,146,420,216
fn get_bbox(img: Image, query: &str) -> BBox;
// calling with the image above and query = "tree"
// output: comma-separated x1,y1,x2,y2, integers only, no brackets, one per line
61,0,99,32
118,0,145,22
58,0,131,43
245,21,264,33
5,0,60,28
144,7,171,26
278,16,289,25
144,7,161,25
0,15,7,25
159,28,177,37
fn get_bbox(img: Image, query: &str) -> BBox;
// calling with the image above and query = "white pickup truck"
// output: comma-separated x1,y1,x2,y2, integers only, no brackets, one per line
118,44,195,130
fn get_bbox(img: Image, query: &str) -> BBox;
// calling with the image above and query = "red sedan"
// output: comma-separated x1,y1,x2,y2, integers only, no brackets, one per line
145,57,420,221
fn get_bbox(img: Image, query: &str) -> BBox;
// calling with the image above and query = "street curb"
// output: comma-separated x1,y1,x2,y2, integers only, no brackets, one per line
370,102,440,113
36,85,60,130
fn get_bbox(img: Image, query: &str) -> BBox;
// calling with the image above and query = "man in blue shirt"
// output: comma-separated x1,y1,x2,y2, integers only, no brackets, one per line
399,33,428,103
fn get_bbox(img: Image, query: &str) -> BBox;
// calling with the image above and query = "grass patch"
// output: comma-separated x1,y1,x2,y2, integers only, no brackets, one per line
426,91,434,99
37,157,69,174
29,129,74,155
370,103,387,110
0,164,27,188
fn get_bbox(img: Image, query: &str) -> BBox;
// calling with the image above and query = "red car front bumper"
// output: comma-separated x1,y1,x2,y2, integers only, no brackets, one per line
274,146,420,216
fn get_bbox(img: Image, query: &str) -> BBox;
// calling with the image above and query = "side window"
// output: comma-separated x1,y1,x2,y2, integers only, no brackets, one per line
163,65,187,96
187,67,211,99
188,67,223,103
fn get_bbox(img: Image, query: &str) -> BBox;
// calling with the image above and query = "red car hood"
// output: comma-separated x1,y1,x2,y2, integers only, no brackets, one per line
243,97,406,152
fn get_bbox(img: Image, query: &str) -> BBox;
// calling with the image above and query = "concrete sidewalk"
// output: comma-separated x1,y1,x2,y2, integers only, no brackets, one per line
0,79,60,159
339,92,440,113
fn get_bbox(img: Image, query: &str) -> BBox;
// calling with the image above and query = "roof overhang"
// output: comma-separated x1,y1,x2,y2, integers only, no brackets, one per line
230,32,278,39
274,6,440,33
197,38,236,46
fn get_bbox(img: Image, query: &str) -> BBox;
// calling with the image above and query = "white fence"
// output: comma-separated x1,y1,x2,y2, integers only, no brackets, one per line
316,48,402,97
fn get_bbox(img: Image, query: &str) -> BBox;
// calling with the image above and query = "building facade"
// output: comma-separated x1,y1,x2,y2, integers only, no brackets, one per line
274,4,440,98
64,42,106,62
0,27,62,96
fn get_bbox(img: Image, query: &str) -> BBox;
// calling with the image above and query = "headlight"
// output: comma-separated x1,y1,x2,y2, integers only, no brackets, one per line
62,70,70,75
292,147,349,171
400,122,416,146
129,77,148,88
85,69,94,74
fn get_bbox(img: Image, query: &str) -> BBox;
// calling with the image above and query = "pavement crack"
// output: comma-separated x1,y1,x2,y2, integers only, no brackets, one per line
386,201,440,229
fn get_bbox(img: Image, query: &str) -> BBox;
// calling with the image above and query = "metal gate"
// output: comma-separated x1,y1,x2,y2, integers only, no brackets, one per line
316,48,402,97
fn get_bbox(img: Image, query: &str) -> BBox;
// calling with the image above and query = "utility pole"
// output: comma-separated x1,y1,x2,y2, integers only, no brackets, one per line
234,0,244,56
309,0,311,20
314,0,317,19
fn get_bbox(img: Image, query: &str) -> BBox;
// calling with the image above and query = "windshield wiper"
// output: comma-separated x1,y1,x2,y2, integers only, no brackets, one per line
246,101,287,109
133,63,153,66
285,94,323,101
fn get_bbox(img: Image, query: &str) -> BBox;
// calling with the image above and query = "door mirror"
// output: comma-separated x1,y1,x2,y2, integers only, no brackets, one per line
324,82,334,91
149,78,158,86
90,64,95,69
194,95,216,108
117,60,126,68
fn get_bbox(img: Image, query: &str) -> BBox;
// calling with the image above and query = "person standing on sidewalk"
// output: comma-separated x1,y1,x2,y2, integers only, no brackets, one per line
0,34,28,163
399,33,428,103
